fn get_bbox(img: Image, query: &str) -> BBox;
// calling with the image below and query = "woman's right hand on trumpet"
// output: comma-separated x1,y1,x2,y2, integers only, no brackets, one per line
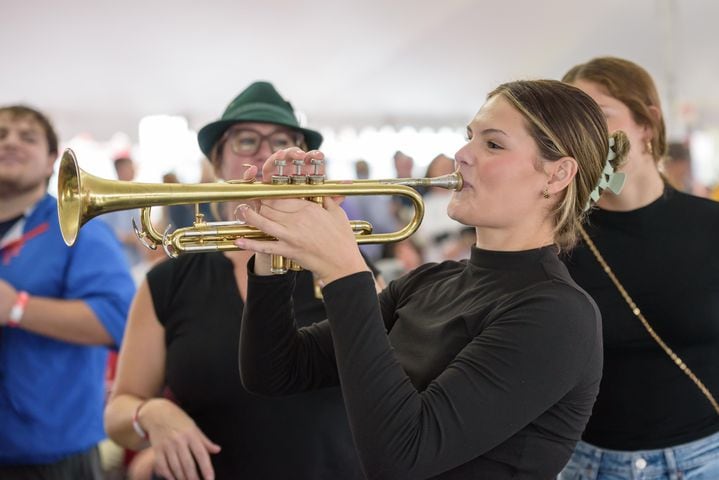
236,147,370,286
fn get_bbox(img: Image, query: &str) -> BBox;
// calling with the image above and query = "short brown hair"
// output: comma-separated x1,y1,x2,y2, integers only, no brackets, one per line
0,105,59,156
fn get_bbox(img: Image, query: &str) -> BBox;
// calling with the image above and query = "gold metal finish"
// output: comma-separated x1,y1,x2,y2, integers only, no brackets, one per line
57,148,462,257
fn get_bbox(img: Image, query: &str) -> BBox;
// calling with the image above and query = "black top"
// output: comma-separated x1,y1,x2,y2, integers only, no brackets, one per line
241,246,603,480
147,253,364,480
563,186,719,450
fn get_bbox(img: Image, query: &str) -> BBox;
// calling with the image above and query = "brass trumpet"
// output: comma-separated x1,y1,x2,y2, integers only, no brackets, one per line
57,149,463,259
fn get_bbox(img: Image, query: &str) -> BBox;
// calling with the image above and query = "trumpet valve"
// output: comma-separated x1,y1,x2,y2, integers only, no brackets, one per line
310,158,324,177
308,159,325,204
291,159,308,185
270,254,288,274
272,159,290,185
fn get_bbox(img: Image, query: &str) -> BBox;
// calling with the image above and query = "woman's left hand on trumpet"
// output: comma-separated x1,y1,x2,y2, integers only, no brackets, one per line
235,147,370,286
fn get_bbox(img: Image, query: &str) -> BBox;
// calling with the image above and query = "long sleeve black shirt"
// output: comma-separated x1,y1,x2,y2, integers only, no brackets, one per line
241,246,603,479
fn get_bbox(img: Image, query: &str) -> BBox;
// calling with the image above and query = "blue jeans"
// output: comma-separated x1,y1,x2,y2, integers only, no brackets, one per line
558,431,719,479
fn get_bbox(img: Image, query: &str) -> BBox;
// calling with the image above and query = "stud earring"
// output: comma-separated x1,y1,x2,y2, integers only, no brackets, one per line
542,186,550,199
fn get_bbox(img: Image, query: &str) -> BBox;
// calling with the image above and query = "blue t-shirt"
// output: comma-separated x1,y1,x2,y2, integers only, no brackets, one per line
0,194,135,465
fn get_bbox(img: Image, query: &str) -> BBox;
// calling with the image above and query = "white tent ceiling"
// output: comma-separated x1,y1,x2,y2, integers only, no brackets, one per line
2,0,718,143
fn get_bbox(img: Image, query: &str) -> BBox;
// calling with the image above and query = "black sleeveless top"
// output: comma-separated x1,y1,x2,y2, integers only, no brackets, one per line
147,253,364,479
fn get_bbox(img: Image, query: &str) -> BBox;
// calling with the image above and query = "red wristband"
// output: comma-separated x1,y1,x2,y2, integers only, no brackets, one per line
8,291,29,327
132,399,150,439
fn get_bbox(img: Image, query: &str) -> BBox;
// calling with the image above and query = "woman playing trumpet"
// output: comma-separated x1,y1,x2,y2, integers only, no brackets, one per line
237,79,629,479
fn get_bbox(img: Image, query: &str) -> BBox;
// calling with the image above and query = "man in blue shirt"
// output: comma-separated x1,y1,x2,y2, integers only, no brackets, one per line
0,105,135,478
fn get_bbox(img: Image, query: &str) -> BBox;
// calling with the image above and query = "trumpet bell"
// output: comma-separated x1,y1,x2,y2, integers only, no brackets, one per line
57,149,84,246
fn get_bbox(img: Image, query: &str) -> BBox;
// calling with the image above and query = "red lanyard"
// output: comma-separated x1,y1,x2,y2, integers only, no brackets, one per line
1,223,50,265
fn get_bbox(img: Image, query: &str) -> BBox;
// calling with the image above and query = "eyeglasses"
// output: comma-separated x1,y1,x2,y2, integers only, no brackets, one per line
224,128,302,156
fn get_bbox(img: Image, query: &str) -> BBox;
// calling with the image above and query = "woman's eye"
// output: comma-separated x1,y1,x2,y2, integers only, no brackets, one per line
487,141,502,150
272,139,292,148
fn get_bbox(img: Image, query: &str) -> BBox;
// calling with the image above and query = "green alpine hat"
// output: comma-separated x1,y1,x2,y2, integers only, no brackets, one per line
197,81,323,156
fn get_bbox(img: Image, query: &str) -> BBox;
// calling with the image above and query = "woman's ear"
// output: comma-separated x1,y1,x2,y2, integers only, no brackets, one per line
647,105,661,124
546,157,578,194
641,105,661,143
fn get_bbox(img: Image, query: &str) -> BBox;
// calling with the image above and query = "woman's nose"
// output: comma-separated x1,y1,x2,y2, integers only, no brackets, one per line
454,145,472,166
255,139,274,159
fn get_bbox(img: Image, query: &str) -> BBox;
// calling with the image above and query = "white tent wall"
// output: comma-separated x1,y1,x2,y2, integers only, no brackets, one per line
2,0,718,185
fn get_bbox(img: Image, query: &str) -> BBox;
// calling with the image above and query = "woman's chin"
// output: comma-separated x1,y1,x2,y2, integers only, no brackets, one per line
446,202,462,223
